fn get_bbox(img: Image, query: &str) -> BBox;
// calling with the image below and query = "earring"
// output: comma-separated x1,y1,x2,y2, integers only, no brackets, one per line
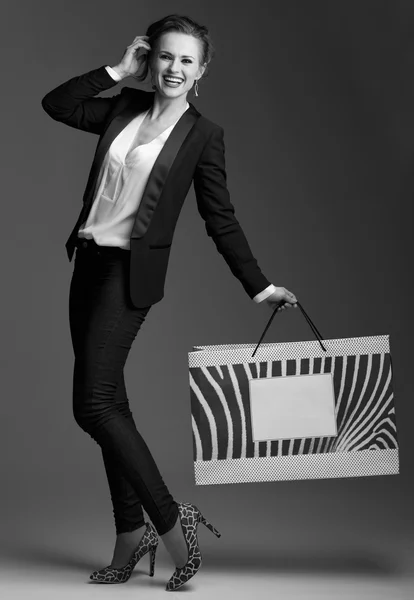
194,79,199,97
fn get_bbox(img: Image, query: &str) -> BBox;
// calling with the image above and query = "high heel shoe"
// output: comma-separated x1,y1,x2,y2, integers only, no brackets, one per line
89,521,158,584
165,502,221,592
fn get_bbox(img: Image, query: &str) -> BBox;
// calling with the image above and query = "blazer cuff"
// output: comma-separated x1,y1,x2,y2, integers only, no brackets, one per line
253,284,276,303
105,66,123,81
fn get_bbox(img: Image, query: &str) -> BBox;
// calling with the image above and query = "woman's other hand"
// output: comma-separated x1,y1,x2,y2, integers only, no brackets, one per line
111,36,151,80
265,287,298,312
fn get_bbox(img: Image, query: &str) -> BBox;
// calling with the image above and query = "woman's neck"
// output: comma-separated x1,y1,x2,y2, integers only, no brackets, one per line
148,92,189,122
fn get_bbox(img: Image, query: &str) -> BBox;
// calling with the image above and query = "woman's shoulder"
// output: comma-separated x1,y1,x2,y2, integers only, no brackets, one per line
121,86,153,102
192,111,224,151
195,112,223,136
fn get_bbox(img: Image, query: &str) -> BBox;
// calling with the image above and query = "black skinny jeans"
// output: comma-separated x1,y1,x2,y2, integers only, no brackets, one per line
68,237,179,535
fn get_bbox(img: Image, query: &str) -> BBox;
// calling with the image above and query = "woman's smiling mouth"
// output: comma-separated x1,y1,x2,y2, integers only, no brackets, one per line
163,75,184,86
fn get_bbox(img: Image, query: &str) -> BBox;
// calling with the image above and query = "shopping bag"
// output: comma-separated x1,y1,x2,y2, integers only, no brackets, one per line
188,302,398,485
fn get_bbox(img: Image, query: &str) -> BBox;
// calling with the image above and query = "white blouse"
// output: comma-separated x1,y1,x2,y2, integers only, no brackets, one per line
77,66,275,303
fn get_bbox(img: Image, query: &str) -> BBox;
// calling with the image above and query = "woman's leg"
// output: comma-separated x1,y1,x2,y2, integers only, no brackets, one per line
68,246,179,538
101,372,148,566
69,248,145,538
101,371,146,535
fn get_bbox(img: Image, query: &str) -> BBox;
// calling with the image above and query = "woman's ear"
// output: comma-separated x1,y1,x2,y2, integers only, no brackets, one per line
198,63,207,80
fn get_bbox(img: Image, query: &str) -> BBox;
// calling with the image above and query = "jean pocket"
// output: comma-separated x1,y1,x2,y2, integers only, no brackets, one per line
148,243,172,250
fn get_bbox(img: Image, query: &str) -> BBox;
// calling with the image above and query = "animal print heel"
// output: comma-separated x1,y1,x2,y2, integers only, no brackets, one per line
89,522,158,584
165,502,221,592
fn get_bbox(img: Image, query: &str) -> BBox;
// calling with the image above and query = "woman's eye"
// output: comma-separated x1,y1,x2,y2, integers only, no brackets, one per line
159,54,192,64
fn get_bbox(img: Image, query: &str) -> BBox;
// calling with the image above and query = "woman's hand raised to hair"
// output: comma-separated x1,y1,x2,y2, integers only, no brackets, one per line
265,286,298,312
111,36,152,80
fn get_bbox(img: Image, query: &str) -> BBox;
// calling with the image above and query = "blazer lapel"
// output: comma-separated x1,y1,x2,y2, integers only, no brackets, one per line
131,103,200,239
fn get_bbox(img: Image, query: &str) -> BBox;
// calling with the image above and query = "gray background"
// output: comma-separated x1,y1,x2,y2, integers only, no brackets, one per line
1,0,413,592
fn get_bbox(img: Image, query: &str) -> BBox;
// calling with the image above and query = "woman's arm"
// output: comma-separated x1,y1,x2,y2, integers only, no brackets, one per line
41,65,127,135
193,125,274,301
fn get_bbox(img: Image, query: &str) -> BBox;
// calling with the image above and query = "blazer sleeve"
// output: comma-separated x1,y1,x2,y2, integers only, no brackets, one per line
41,65,127,135
193,125,272,300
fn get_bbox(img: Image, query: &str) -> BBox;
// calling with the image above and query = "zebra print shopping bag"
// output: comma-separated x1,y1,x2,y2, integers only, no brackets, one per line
188,302,398,485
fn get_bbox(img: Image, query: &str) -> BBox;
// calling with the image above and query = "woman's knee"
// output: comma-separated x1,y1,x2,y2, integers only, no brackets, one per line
72,387,101,432
73,398,93,432
72,388,121,433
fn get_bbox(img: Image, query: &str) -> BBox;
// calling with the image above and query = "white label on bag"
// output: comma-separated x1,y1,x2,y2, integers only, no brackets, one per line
249,373,337,441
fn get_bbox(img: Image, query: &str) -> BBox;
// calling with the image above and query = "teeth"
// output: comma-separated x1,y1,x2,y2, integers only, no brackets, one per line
164,77,182,83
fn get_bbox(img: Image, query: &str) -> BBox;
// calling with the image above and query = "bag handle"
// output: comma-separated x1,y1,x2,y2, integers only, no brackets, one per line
251,300,327,357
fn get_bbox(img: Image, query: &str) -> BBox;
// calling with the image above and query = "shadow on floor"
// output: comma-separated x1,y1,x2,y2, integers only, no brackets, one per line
0,542,403,579
0,543,174,588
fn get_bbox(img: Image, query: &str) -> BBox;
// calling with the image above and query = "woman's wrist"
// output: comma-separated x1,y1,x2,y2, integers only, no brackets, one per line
110,65,129,80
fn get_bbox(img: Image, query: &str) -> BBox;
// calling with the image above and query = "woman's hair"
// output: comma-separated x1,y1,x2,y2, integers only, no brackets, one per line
135,14,215,82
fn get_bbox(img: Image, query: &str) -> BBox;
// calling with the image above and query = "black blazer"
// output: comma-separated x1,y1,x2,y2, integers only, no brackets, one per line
41,65,272,308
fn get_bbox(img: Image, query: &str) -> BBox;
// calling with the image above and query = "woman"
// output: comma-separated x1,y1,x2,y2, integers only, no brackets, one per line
41,14,297,592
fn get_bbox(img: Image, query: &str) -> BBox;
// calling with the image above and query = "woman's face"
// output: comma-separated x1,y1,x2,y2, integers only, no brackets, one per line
149,32,206,100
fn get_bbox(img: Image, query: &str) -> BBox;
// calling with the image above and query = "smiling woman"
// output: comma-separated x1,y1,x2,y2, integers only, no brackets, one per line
133,14,214,88
151,33,205,96
40,11,297,595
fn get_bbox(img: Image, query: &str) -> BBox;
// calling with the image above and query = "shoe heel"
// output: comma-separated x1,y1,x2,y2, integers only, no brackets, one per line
198,513,221,538
149,544,157,577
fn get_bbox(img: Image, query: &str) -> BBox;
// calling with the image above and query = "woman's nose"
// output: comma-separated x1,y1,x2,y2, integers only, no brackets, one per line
169,58,181,72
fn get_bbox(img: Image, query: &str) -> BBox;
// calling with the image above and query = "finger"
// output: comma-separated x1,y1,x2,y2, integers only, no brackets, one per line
127,44,150,54
134,37,151,45
132,42,151,51
129,38,151,49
